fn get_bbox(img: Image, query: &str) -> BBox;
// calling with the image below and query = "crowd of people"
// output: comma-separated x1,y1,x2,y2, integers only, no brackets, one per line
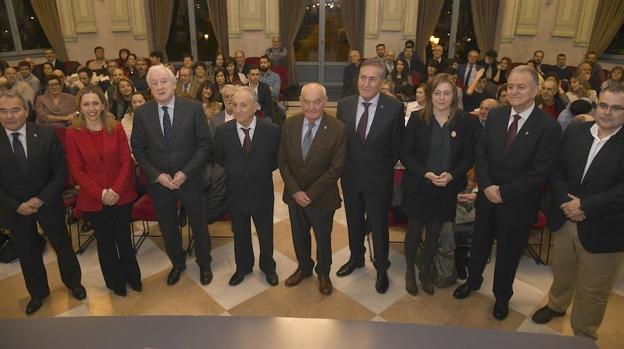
0,39,623,344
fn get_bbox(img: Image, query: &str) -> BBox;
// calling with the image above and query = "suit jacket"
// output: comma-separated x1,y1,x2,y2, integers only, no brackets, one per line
131,96,211,184
211,110,227,128
65,122,136,212
213,118,280,212
458,62,486,86
175,81,199,99
400,110,475,195
0,123,67,221
406,55,426,77
279,113,347,210
476,105,561,224
427,57,450,73
248,82,273,120
548,122,624,253
337,93,404,201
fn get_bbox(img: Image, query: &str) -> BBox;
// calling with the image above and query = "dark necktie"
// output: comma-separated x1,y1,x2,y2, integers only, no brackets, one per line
505,114,521,153
301,122,316,159
241,127,252,154
357,102,371,143
162,106,172,147
464,64,473,86
11,132,27,173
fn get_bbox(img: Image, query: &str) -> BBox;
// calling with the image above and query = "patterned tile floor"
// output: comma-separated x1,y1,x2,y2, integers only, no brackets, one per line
2,171,623,349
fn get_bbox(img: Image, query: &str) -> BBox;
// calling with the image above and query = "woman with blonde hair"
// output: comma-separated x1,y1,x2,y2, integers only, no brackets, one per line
566,75,597,104
65,85,141,297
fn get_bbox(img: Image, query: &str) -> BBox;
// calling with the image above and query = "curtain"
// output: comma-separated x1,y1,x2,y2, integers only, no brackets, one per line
471,0,499,53
30,0,69,61
341,0,365,53
207,0,229,57
279,0,307,86
148,0,174,61
414,0,444,62
588,0,624,56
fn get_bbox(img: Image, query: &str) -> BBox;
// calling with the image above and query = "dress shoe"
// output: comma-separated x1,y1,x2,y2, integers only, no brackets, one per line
318,276,333,295
419,270,434,295
70,285,87,300
284,269,312,287
405,269,418,295
265,272,279,286
493,300,509,320
453,282,478,299
532,305,566,324
25,293,49,315
113,288,127,297
375,271,389,294
229,270,250,286
166,265,186,285
200,266,213,285
129,281,142,292
336,260,364,277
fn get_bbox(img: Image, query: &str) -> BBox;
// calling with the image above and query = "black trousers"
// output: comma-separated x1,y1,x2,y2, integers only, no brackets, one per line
343,190,390,271
83,203,141,291
288,205,335,276
230,205,275,273
8,205,81,298
404,217,443,272
466,201,532,301
150,177,211,268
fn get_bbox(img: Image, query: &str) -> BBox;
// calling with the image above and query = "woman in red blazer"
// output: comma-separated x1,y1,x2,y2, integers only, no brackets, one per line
65,85,141,296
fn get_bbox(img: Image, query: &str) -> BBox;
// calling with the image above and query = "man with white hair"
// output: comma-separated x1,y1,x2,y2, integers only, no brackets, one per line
131,65,213,286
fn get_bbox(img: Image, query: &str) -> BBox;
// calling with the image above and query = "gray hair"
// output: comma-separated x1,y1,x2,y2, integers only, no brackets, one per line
360,58,387,79
235,86,258,104
509,65,539,87
300,82,327,100
146,64,177,87
221,84,239,96
0,90,29,110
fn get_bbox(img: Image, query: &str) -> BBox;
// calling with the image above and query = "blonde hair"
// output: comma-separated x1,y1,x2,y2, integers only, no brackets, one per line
71,84,116,133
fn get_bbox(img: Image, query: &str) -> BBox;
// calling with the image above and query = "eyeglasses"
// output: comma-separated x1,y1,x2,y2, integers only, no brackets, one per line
596,102,624,113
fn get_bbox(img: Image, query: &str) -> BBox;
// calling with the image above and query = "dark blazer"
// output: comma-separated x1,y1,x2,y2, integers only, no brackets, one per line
400,110,475,195
0,123,67,220
131,96,211,184
458,62,486,85
248,81,273,120
342,63,360,97
65,122,136,212
279,113,347,210
427,57,450,73
406,55,426,77
211,110,227,127
337,93,404,200
548,122,624,253
213,118,280,212
476,105,561,224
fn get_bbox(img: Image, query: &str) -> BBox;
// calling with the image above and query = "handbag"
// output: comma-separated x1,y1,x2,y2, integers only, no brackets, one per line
430,222,457,288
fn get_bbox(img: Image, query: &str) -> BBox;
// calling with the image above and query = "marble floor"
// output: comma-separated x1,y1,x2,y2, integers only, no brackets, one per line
1,170,623,349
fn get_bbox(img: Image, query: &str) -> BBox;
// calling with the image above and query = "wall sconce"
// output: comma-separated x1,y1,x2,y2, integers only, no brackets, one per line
429,35,440,45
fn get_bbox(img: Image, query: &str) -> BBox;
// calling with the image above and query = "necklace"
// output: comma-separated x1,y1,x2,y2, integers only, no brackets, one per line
86,122,103,132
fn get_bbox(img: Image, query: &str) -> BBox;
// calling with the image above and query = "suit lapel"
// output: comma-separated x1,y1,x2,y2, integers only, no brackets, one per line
580,126,624,188
147,102,167,149
77,128,105,171
304,114,328,162
228,121,244,153
364,94,390,145
250,117,264,153
24,123,39,175
503,108,538,158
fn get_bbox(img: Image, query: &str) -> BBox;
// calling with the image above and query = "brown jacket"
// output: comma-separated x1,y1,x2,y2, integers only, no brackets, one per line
279,113,347,210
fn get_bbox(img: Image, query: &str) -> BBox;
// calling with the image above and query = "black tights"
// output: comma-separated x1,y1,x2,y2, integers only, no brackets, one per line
404,219,443,271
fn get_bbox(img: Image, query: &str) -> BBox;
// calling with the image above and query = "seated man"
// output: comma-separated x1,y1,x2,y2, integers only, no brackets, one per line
259,55,281,99
246,65,273,120
17,61,40,96
265,36,287,67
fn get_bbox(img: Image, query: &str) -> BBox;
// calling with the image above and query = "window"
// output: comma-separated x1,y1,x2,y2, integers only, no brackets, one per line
0,0,51,56
431,0,479,62
602,22,624,62
165,0,218,63
294,0,349,62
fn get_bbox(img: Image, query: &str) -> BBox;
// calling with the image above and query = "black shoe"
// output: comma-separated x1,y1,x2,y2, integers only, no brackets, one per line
336,260,365,277
80,221,93,232
419,270,434,295
453,282,478,299
229,270,250,286
167,265,186,285
25,293,48,315
113,288,127,297
493,300,509,320
200,266,213,285
265,272,278,286
129,281,142,292
375,271,389,294
532,305,566,324
70,285,87,300
405,268,418,296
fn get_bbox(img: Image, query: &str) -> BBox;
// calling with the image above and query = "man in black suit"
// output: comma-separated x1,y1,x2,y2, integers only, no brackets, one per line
427,44,449,73
213,87,280,286
246,66,273,121
403,46,426,79
458,50,485,89
43,48,65,73
336,59,404,294
131,65,213,286
454,65,561,320
0,90,85,315
531,85,624,340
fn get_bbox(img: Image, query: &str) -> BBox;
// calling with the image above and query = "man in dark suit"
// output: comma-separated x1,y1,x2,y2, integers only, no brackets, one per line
336,59,404,293
0,90,85,315
454,65,561,320
427,44,449,73
458,50,485,89
246,66,273,121
213,87,280,286
212,84,237,127
531,85,624,340
131,65,213,286
174,66,199,99
279,83,347,295
403,46,426,79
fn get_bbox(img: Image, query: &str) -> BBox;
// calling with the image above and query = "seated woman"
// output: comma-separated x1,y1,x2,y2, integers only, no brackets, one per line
601,66,623,90
223,56,247,85
110,78,136,120
35,75,76,128
400,73,475,295
121,91,147,147
426,61,440,83
196,82,221,120
125,53,137,76
391,57,414,102
37,62,55,95
493,57,512,85
405,84,428,124
65,85,141,297
213,67,227,103
213,53,224,71
194,61,212,86
117,48,130,70
566,75,597,104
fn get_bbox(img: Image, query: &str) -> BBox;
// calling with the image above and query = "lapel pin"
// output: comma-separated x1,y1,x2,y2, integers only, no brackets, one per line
34,133,38,138
525,131,529,135
323,125,327,130
379,105,384,110
451,131,457,138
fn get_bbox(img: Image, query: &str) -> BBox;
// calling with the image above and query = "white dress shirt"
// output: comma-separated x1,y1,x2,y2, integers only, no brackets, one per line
4,124,27,157
581,123,623,181
355,93,380,138
508,103,535,133
224,110,235,123
236,116,257,146
157,98,176,135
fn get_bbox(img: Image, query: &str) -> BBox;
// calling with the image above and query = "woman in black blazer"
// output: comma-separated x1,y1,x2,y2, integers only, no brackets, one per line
400,73,475,295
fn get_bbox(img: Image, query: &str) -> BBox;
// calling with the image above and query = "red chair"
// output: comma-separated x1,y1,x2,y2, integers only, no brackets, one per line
245,57,260,68
527,211,551,265
72,208,96,254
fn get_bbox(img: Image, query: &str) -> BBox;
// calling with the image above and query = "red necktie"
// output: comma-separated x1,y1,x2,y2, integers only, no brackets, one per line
357,102,371,143
505,114,521,153
241,127,251,154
